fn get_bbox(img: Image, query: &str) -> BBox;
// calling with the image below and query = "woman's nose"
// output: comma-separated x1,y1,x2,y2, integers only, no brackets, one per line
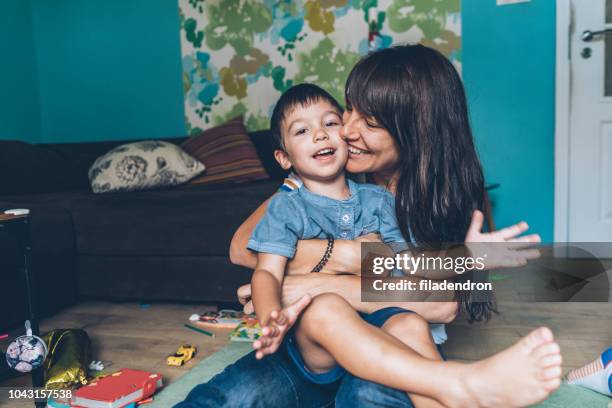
341,116,360,142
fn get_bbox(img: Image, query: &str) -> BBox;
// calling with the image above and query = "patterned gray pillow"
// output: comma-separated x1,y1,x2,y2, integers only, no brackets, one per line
88,141,205,193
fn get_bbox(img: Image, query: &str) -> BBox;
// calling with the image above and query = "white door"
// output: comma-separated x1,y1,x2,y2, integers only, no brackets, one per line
567,0,612,241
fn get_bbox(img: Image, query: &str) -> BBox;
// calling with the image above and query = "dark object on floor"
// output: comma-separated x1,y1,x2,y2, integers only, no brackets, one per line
42,329,90,389
0,131,286,330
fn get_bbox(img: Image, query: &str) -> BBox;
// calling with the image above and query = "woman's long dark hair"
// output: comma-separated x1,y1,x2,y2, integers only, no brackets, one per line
346,44,494,322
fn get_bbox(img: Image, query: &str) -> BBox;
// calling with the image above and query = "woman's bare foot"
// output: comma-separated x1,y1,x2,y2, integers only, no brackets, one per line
447,327,562,408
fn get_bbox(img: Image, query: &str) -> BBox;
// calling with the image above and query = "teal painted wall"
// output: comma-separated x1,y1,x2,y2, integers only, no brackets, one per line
0,0,555,240
463,0,555,242
30,0,186,142
0,0,41,143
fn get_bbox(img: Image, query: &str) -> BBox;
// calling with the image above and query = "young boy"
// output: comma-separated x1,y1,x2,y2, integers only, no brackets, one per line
247,83,407,366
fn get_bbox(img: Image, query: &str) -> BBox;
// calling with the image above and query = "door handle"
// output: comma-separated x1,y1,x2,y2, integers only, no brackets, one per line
582,28,612,42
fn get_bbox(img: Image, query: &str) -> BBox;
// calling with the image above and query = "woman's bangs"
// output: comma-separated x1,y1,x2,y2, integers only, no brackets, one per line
346,54,399,125
346,58,379,118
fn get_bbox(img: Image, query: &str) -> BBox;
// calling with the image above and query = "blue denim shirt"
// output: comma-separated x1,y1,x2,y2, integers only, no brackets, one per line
250,177,448,345
248,179,406,259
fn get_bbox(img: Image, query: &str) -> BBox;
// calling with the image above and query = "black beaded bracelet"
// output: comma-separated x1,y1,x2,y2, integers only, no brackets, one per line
311,236,334,273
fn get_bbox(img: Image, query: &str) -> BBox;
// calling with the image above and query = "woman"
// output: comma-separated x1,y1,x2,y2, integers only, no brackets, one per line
175,45,558,408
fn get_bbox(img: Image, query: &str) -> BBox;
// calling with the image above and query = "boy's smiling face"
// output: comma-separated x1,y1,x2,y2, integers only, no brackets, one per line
274,100,348,182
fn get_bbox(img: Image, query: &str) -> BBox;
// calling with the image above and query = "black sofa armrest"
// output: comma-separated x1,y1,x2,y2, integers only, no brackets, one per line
0,141,83,195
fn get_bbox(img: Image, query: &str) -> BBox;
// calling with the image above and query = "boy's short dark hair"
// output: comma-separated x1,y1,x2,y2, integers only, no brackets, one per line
270,83,343,150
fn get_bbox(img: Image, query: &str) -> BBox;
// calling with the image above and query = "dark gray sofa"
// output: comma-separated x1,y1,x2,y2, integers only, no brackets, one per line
0,131,285,331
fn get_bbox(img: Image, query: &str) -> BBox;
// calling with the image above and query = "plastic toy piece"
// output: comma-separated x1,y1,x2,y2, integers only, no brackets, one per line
4,209,30,216
166,344,197,367
89,360,105,371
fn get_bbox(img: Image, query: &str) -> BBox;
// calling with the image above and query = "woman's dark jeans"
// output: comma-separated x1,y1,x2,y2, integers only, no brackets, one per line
173,347,415,408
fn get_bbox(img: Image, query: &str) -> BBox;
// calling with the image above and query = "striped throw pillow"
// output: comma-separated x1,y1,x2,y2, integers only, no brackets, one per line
181,117,269,185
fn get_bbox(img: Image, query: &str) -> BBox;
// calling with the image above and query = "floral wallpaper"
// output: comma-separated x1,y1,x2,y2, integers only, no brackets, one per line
179,0,461,134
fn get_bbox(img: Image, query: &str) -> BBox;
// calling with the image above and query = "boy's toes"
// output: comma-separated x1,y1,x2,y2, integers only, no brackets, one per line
540,366,562,381
540,354,563,368
532,342,561,360
529,387,551,403
524,327,554,348
543,378,561,392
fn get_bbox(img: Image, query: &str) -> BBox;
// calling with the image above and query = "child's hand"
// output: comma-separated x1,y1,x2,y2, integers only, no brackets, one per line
253,295,311,359
465,210,541,269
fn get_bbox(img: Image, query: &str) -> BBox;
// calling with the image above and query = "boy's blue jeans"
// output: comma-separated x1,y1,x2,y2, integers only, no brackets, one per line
172,346,415,408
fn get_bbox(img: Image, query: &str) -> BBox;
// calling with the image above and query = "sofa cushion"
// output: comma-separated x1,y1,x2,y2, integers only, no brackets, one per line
47,137,189,191
77,255,251,302
182,117,269,185
247,130,288,181
69,180,280,256
89,141,205,193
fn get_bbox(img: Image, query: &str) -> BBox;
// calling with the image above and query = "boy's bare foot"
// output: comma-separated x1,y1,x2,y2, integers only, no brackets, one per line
448,327,562,408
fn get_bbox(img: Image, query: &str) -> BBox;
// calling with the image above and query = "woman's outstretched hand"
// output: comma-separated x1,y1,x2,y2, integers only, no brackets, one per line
465,210,541,269
253,295,312,359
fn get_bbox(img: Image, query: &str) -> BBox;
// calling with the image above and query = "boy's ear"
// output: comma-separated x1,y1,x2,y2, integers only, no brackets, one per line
274,149,292,171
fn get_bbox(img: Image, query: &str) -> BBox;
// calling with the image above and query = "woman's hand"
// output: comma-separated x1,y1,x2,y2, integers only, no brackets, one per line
356,232,382,243
465,210,541,269
287,234,379,276
238,272,333,314
237,233,382,313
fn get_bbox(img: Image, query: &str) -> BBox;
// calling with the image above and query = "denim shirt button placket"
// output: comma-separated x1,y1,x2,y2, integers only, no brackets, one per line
339,208,353,239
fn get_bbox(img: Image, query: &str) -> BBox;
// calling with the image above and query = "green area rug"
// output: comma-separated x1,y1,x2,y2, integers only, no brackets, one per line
149,342,611,407
149,342,252,408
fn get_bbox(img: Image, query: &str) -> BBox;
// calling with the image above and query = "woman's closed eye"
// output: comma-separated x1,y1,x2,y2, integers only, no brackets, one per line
363,116,381,129
365,119,381,129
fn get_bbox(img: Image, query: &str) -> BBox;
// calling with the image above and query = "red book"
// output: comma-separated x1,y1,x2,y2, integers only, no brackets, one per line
72,369,163,408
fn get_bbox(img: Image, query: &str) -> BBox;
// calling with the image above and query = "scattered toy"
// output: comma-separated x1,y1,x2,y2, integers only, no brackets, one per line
72,368,162,407
189,309,251,329
184,324,214,337
89,360,105,371
167,344,197,367
5,320,48,373
43,328,90,389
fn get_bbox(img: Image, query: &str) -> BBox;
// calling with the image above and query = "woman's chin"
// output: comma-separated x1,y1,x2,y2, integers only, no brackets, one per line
346,158,371,174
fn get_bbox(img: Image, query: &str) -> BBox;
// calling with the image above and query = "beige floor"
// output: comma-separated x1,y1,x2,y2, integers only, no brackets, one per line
1,300,611,407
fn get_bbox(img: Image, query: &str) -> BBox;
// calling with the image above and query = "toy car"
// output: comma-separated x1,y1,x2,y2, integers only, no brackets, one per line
167,344,197,366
